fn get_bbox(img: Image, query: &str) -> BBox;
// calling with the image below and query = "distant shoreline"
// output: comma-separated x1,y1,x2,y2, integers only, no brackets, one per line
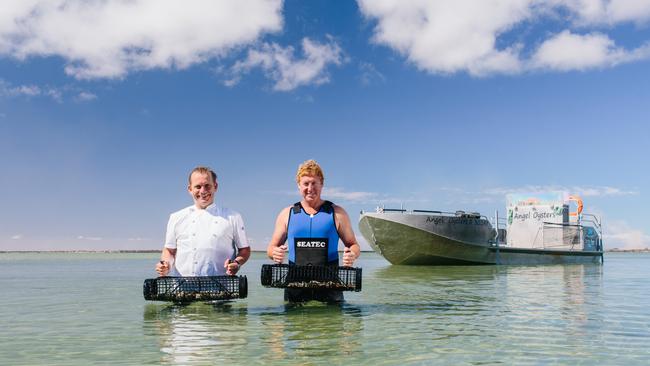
1,249,648,253
0,249,378,254
606,248,650,253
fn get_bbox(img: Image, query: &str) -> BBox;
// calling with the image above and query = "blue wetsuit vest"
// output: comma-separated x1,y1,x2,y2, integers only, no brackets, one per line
287,201,339,266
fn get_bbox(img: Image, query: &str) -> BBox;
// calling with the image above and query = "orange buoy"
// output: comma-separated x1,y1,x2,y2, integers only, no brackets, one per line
568,195,583,217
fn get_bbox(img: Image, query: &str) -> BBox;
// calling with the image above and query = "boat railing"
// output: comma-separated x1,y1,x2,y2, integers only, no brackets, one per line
380,208,408,213
580,213,602,233
491,216,508,229
491,212,603,252
579,213,603,252
370,207,489,220
489,213,508,246
534,222,583,250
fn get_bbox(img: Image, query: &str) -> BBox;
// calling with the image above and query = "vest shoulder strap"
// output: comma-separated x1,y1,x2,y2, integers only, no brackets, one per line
292,201,334,214
321,200,333,214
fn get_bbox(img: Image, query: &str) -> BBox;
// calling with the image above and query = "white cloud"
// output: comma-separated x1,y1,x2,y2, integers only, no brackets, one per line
0,80,41,97
0,78,96,102
127,237,150,241
324,187,377,203
0,0,283,79
530,30,645,70
277,186,420,205
571,186,638,197
74,91,97,102
357,0,650,75
77,235,102,241
359,62,386,86
482,185,637,197
357,0,529,75
604,220,650,249
226,37,345,91
15,85,41,96
11,234,23,240
553,0,650,25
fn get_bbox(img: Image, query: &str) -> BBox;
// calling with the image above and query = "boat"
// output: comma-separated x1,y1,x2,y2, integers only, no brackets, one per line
358,192,603,265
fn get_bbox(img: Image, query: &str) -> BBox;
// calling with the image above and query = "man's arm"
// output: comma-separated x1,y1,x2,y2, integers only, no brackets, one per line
156,247,176,276
157,213,178,276
266,207,290,263
234,247,251,265
225,246,251,275
225,212,252,275
334,205,361,266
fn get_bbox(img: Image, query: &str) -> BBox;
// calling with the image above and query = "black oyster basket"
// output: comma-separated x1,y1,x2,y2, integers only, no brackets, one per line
261,264,362,292
143,275,247,302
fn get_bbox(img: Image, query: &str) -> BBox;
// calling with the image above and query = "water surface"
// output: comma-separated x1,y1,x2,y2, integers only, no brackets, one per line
1,252,649,365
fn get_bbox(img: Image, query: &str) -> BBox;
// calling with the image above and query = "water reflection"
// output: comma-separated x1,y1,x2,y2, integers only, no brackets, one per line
356,262,607,363
140,262,607,365
369,264,504,314
258,303,364,363
143,302,249,365
499,264,603,338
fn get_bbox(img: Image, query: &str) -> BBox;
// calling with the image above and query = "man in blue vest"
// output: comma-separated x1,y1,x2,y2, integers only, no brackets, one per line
266,159,361,303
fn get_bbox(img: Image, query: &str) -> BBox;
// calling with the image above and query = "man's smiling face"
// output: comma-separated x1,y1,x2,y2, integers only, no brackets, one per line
188,171,217,209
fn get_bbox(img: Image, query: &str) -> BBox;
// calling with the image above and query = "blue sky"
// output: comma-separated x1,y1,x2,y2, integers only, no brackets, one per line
1,0,649,251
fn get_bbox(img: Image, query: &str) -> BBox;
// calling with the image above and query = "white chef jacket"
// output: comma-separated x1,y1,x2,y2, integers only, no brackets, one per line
164,204,249,276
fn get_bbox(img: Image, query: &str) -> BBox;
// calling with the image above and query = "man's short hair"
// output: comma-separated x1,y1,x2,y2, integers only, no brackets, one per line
188,166,217,185
296,159,324,184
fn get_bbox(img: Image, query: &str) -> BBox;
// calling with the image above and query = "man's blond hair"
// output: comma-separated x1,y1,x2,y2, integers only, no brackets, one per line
296,159,324,184
188,166,217,185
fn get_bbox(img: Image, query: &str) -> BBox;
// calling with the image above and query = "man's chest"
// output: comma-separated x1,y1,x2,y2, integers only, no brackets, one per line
175,213,233,245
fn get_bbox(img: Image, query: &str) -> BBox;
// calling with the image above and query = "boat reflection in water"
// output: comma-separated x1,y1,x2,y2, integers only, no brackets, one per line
359,192,603,265
356,261,604,361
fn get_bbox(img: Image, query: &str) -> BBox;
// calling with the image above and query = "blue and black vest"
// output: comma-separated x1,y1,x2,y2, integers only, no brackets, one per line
287,201,339,266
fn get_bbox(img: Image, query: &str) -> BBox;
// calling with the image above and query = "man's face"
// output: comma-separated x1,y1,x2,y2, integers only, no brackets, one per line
298,175,323,204
188,172,217,209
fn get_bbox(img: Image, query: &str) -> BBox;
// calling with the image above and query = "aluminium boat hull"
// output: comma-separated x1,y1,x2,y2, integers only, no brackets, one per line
359,212,602,265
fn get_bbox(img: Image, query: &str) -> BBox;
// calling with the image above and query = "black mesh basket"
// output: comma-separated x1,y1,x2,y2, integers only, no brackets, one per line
143,275,247,302
260,264,362,292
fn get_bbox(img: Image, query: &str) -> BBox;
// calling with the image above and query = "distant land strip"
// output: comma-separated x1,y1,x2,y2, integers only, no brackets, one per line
0,249,378,253
606,248,650,253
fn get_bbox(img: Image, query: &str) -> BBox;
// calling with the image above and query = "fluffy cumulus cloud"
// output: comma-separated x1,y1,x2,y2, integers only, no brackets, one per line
0,0,283,79
554,0,650,25
226,37,344,91
531,31,629,70
357,0,650,75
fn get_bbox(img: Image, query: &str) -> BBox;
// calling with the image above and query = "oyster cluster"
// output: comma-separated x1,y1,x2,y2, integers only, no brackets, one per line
159,291,230,301
285,281,351,289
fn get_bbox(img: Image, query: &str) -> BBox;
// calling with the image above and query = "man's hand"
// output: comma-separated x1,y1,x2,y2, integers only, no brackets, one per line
224,259,241,276
156,260,170,276
272,244,287,264
342,247,357,267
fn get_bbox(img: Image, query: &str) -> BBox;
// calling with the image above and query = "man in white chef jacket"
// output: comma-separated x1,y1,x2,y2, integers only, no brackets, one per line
155,166,250,277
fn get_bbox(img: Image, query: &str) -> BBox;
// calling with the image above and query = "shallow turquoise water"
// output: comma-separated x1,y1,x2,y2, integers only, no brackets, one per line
1,252,649,365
